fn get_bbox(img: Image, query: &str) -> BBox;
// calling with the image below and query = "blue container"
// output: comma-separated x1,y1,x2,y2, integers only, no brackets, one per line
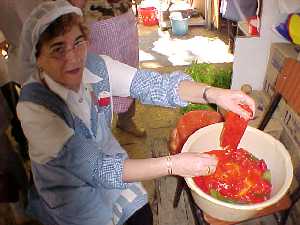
170,16,189,36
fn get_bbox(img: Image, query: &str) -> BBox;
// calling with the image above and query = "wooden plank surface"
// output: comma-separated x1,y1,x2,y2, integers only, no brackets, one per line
150,137,195,225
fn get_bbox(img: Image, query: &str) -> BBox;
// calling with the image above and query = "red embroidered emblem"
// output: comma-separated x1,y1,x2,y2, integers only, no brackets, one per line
97,91,111,106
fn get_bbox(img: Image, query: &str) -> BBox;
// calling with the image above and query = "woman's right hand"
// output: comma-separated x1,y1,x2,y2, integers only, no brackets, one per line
171,152,218,177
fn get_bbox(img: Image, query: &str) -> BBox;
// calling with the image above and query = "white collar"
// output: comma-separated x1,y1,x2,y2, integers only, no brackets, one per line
42,68,102,102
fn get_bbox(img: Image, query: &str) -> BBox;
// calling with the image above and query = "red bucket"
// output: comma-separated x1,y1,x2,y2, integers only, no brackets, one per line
138,7,158,26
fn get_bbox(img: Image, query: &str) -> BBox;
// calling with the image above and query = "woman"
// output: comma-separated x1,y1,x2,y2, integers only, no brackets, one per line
17,1,255,225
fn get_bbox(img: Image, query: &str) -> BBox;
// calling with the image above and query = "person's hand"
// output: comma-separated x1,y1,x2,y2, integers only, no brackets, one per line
205,87,255,120
171,152,218,177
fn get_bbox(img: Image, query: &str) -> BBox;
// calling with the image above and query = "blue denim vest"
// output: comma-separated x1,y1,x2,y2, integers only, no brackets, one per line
19,53,147,225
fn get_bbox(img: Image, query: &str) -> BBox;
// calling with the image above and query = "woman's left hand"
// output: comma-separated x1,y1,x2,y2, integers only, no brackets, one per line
206,87,255,120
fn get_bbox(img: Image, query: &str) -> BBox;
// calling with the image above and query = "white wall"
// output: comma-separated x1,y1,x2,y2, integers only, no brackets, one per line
231,0,288,91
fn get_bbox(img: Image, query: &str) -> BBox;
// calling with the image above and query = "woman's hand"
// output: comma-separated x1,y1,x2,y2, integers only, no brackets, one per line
206,87,255,120
178,81,255,120
171,152,218,177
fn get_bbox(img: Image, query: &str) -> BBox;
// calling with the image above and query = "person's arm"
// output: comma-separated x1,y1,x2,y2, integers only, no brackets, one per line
18,99,219,185
123,158,168,181
123,152,218,182
102,57,255,119
130,70,192,107
177,80,212,104
178,80,255,119
129,70,255,119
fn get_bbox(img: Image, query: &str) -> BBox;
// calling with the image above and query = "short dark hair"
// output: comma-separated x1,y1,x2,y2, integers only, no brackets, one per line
35,13,89,57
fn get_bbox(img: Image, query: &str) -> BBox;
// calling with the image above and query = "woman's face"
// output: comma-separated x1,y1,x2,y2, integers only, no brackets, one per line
36,25,87,91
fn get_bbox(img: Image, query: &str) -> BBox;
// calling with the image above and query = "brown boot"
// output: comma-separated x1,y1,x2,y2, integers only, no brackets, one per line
116,101,146,137
117,119,146,137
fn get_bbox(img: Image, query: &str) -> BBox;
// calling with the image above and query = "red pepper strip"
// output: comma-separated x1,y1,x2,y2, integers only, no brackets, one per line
220,104,253,150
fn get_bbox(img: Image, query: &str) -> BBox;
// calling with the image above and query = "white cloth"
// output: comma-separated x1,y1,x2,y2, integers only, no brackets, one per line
101,55,137,97
17,56,136,164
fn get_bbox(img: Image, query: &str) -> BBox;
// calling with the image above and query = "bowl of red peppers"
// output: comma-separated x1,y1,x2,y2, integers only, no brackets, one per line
181,107,293,222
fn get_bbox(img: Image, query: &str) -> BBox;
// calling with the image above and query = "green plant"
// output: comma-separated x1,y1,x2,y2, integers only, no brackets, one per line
184,62,232,88
181,62,232,114
180,103,216,114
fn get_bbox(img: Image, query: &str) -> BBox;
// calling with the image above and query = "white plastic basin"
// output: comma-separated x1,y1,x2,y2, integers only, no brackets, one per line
182,122,293,222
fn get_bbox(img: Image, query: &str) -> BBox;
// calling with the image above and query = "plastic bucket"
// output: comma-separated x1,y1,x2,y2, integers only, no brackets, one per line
182,123,293,222
138,7,158,26
170,12,189,36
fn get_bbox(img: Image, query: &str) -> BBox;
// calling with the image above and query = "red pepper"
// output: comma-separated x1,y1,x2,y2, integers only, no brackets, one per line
193,148,272,204
192,106,272,204
220,104,253,150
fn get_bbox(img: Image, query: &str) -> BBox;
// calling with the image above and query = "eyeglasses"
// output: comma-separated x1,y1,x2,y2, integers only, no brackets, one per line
47,39,88,60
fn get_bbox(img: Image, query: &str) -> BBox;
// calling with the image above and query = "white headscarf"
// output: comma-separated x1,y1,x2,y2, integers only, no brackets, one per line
19,0,82,82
